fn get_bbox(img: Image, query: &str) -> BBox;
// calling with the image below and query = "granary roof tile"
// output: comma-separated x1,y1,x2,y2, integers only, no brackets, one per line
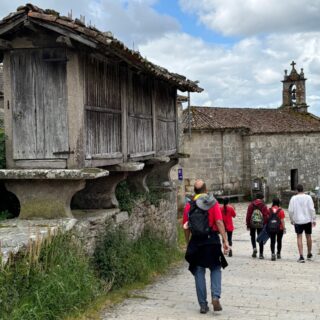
0,4,202,93
183,106,320,134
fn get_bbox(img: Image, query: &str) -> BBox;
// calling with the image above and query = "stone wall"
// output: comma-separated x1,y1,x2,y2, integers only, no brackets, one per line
180,130,247,194
250,133,320,195
1,190,178,263
180,130,320,198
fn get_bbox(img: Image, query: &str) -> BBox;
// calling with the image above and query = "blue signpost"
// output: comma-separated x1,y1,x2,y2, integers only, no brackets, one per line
178,168,183,181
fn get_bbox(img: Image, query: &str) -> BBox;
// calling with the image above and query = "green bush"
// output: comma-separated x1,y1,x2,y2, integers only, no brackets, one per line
0,232,100,320
0,131,5,169
94,226,182,290
0,210,14,221
115,181,165,214
115,181,138,214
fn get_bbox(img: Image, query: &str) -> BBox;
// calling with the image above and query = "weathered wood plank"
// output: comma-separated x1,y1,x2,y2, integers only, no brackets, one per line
11,48,68,160
15,159,67,169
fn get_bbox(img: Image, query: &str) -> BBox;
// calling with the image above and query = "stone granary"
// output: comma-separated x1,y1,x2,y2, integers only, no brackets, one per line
0,64,3,128
180,62,320,198
0,4,202,219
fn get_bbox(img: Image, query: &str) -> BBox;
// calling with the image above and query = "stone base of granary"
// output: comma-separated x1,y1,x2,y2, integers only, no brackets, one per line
71,172,127,209
6,179,86,219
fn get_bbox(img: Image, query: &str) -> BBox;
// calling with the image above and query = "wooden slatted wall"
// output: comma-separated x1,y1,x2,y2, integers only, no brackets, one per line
84,56,122,159
127,71,153,157
154,79,177,154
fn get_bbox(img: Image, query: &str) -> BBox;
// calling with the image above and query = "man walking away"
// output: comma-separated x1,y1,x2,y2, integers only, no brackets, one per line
288,184,316,263
183,179,229,314
246,192,269,259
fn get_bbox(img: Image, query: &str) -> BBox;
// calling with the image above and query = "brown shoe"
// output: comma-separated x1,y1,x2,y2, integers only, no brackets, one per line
212,298,222,311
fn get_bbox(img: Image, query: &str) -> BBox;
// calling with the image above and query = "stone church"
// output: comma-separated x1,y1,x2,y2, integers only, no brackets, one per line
180,62,320,198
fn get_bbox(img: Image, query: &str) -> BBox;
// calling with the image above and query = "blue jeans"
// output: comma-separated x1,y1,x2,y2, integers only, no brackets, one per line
194,265,221,307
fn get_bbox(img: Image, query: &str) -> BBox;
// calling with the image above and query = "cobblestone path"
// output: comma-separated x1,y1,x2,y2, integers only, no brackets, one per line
101,202,320,320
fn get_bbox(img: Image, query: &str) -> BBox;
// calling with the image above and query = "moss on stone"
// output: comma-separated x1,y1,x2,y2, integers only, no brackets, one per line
20,200,71,219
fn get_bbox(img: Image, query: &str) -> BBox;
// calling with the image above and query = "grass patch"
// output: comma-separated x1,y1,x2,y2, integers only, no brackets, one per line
0,232,101,320
94,225,183,290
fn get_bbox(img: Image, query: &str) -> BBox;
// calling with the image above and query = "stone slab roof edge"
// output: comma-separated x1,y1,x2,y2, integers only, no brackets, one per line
0,3,203,93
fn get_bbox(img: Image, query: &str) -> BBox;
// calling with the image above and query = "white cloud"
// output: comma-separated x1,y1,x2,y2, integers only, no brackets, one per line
1,1,320,116
0,1,180,47
179,0,320,36
140,31,320,114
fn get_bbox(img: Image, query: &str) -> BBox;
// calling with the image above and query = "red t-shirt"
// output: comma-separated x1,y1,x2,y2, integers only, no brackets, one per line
183,200,222,232
270,205,285,230
220,205,236,231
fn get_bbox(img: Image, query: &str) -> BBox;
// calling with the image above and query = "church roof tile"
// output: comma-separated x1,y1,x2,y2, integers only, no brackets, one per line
183,106,320,134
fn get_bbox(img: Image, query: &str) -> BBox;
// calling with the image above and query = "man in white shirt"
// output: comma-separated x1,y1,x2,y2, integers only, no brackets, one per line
288,184,316,263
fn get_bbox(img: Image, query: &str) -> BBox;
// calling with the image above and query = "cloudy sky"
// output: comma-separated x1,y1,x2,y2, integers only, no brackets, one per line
2,0,320,115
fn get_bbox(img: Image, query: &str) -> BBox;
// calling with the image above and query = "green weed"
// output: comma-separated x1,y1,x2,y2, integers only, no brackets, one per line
0,232,100,320
93,226,182,290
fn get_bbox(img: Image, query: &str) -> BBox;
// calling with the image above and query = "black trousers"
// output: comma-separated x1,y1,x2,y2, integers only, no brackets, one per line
269,230,284,254
227,231,233,247
250,228,263,254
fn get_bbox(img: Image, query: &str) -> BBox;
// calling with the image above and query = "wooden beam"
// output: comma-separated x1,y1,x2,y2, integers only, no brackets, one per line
30,19,98,49
128,112,152,120
151,81,157,156
0,16,26,36
121,66,128,161
129,151,155,158
89,152,123,160
85,105,121,114
0,39,12,49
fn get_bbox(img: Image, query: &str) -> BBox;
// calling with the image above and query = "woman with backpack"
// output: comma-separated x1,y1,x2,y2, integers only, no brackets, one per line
220,198,236,257
268,198,286,261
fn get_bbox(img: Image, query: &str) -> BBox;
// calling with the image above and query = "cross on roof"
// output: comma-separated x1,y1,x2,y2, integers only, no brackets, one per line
291,61,296,68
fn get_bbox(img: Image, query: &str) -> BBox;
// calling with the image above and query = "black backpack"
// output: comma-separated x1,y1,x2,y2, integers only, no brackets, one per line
188,201,211,237
266,208,281,234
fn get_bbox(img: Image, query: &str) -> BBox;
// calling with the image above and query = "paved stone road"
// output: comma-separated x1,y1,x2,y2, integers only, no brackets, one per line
101,202,320,320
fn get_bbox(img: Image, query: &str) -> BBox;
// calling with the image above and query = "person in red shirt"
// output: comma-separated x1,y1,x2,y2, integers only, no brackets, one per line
269,198,286,261
183,179,229,315
246,192,269,259
220,198,236,257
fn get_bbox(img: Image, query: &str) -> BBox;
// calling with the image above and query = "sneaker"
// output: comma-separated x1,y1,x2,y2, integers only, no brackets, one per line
277,253,281,259
271,254,276,261
212,299,222,311
259,253,264,259
228,249,233,257
307,253,313,260
252,248,257,258
297,256,305,263
200,305,209,314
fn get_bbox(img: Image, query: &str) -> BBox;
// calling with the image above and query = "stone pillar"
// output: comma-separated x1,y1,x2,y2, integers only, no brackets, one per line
127,164,154,193
0,169,109,219
147,159,179,190
72,172,128,209
6,179,85,219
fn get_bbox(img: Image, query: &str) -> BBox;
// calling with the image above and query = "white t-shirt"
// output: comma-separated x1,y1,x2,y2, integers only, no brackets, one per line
288,193,316,224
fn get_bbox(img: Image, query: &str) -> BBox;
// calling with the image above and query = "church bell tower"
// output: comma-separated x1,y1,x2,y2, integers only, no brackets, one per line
281,61,308,113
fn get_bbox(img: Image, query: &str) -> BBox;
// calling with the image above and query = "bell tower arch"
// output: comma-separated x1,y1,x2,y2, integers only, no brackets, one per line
281,61,308,113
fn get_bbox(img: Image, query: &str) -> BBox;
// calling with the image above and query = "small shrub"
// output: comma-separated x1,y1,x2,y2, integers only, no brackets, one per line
0,210,14,221
0,232,101,320
94,226,182,290
115,181,138,214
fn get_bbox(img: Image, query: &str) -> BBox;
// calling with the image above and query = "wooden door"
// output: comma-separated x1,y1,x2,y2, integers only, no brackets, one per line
11,48,68,160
